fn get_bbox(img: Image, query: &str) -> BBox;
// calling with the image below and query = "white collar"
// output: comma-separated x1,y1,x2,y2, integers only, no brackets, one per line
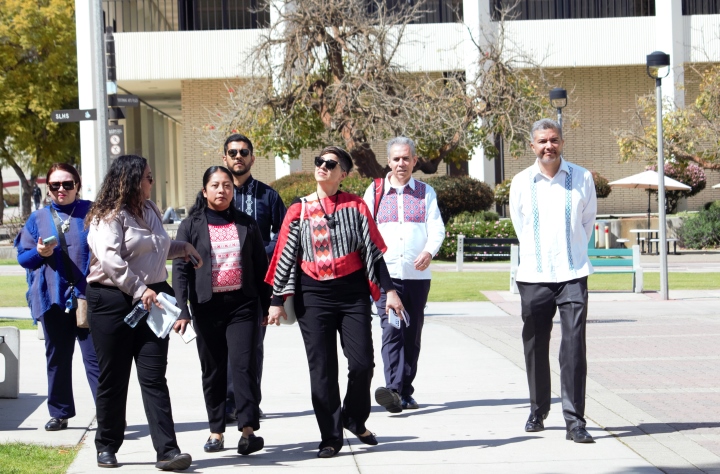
384,173,416,192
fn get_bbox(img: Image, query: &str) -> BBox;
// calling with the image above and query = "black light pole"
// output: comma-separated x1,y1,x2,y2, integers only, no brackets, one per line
549,87,567,129
646,51,670,300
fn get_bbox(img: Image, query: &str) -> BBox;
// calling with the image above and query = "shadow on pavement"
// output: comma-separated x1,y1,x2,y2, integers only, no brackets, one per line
0,394,46,430
604,422,720,438
352,435,541,453
370,398,559,417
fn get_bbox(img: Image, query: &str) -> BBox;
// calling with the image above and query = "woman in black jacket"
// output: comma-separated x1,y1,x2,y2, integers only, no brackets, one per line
173,166,271,456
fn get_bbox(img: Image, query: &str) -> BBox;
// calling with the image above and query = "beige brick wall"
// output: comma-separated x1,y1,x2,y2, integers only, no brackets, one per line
504,64,720,215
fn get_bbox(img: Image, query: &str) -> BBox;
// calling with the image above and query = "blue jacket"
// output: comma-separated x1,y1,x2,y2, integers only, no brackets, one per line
15,200,92,321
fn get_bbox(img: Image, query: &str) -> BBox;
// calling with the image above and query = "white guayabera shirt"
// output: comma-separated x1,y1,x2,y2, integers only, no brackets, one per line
510,158,597,284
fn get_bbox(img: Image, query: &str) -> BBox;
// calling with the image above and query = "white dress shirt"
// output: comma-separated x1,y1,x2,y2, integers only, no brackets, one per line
510,159,597,284
363,175,445,280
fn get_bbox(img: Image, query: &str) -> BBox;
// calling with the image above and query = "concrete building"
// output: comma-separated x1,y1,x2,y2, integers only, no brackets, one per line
76,0,720,213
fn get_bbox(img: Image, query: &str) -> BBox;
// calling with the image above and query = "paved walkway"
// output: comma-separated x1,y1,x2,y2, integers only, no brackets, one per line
1,289,719,473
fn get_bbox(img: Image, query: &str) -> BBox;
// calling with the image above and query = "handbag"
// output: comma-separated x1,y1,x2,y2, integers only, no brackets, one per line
50,208,89,328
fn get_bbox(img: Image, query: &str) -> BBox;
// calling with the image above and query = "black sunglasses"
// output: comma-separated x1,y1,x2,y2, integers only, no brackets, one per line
227,148,251,159
314,156,342,171
48,181,76,191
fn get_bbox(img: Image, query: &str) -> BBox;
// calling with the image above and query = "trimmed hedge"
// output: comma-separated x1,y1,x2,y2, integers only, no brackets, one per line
437,219,517,260
271,172,373,204
677,201,720,249
423,176,495,223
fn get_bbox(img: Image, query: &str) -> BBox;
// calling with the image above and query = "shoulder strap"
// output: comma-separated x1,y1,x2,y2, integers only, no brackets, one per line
373,178,384,220
49,207,76,287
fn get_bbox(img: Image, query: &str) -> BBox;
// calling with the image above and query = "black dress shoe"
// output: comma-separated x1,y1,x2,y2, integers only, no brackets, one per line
524,413,547,432
356,431,378,446
204,435,224,453
45,417,68,431
155,452,192,471
566,426,595,443
97,451,118,468
401,396,419,410
237,434,264,455
317,446,336,458
375,387,402,413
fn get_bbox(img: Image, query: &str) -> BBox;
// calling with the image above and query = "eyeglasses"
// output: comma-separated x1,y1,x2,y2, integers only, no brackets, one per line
48,181,75,191
314,156,341,171
227,148,251,159
145,176,155,184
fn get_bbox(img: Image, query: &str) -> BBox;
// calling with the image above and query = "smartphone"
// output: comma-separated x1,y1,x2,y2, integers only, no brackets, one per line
388,309,402,329
189,254,199,266
42,236,57,245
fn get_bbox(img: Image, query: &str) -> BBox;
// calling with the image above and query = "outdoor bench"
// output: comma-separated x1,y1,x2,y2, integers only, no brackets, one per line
648,238,679,255
455,235,519,271
509,244,643,294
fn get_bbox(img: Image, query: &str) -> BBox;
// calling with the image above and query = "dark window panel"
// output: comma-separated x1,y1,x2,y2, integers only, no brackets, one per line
491,0,656,21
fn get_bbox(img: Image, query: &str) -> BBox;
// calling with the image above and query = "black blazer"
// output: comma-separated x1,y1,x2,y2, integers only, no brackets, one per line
172,210,272,320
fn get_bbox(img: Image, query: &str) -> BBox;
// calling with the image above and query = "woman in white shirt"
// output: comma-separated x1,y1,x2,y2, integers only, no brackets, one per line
85,155,202,470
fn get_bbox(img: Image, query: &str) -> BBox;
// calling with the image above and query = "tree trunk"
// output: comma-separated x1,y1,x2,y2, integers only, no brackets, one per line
350,144,387,178
0,167,4,225
5,156,33,218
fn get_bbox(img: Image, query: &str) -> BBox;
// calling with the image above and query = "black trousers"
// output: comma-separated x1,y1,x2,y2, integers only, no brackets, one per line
39,305,99,419
87,282,181,460
376,279,431,398
517,277,589,431
296,293,375,452
226,306,265,415
193,290,260,433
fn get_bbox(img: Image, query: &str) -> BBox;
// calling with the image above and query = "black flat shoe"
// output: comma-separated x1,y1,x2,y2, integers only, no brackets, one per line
204,435,224,453
97,451,118,468
374,387,402,413
237,434,264,455
524,413,547,432
356,431,378,446
45,417,68,431
155,452,192,471
566,426,595,443
317,446,336,458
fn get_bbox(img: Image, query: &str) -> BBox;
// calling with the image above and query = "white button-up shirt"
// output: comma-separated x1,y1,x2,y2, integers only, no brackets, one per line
510,159,597,283
363,176,445,280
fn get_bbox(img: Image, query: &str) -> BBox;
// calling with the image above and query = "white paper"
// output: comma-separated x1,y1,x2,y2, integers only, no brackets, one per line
146,292,181,339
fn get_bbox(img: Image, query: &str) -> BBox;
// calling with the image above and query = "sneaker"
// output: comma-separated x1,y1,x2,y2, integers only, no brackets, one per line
374,387,402,413
401,396,419,410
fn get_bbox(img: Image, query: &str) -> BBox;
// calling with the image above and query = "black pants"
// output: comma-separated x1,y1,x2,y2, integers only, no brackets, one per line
226,306,265,415
296,293,374,452
193,290,260,433
87,282,181,460
517,277,589,431
377,279,431,398
39,305,99,419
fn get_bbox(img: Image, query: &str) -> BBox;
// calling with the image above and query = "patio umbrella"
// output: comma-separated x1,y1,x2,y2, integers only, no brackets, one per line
713,183,720,189
608,170,691,228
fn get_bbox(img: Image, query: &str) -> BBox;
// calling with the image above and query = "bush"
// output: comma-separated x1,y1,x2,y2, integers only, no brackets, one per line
3,193,19,207
271,172,373,204
450,210,499,224
424,176,494,223
677,201,720,249
494,179,511,207
437,219,517,260
592,171,612,198
646,162,706,213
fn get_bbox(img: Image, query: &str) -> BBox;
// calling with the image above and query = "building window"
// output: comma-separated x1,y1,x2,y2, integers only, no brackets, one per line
491,0,655,21
682,0,720,15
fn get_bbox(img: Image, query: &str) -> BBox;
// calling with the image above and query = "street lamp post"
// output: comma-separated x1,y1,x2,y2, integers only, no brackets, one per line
646,51,671,301
549,87,568,129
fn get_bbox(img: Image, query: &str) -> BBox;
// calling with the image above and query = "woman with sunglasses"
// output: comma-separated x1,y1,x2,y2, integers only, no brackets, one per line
85,155,202,470
15,163,100,433
173,166,271,456
266,146,404,458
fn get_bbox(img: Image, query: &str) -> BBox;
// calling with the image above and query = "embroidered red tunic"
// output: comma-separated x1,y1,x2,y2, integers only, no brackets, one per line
209,222,242,292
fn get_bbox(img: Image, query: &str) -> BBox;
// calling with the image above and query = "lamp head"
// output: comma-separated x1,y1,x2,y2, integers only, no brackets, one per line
549,87,567,109
646,51,670,79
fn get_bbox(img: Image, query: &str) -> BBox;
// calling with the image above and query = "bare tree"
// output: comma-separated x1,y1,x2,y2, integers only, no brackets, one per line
203,0,551,177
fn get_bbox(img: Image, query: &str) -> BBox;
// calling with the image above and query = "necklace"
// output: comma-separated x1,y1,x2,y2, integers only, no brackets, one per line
316,191,339,229
60,204,77,233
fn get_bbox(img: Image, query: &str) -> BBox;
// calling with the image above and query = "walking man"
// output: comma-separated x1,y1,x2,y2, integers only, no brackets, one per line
509,118,597,443
222,133,286,420
363,136,445,413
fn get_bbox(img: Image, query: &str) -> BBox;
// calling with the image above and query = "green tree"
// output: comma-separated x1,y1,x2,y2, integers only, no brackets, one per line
203,0,551,178
0,0,79,217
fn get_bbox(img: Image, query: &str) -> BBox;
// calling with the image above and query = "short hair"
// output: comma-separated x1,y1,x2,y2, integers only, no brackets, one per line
530,119,562,142
223,133,253,155
46,163,82,192
386,136,416,157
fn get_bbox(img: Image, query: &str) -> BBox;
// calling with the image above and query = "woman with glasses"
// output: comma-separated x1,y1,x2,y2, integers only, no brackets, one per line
85,155,202,470
173,166,271,456
15,163,100,433
266,146,405,458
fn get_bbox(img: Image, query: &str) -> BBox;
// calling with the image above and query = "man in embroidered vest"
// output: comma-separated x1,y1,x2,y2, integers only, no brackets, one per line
222,133,287,421
363,136,445,413
509,119,597,443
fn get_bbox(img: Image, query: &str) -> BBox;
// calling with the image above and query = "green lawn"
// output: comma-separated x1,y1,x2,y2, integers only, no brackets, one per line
0,443,79,474
0,276,28,307
0,319,35,330
0,259,18,265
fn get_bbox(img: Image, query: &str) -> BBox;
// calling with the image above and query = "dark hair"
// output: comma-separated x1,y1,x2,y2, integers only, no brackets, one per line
223,133,253,155
319,146,353,173
46,163,82,192
188,166,238,218
85,155,148,226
